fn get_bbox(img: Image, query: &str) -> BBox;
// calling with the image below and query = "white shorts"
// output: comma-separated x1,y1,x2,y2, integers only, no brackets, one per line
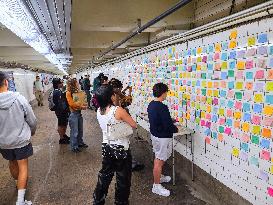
151,135,172,161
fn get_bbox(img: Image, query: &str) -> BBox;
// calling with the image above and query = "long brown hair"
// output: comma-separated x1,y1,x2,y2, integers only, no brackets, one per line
67,78,79,95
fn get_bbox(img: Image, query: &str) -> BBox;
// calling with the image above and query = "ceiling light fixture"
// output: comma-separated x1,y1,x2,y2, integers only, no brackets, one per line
0,0,68,74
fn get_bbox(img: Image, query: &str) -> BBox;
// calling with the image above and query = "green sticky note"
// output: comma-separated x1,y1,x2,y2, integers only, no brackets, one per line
235,92,242,99
251,135,259,145
219,108,225,116
182,100,187,105
192,81,196,86
196,103,200,110
201,105,206,111
201,89,206,96
196,118,200,123
201,73,206,79
266,82,273,92
228,70,234,77
252,126,261,135
207,97,212,104
219,126,224,133
221,61,228,70
250,156,259,166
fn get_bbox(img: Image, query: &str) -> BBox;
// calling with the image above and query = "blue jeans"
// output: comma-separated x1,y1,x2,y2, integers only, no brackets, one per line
69,111,84,149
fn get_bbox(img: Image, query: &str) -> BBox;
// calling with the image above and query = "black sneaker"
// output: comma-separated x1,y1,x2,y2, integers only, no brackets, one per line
59,138,69,144
72,148,81,153
64,134,70,140
132,164,145,172
79,143,88,148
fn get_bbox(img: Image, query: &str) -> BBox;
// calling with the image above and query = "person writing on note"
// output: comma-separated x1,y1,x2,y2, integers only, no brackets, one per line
147,82,178,197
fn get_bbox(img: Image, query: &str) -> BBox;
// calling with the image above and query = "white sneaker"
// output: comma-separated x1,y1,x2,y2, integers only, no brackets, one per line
16,200,32,205
160,175,171,183
152,184,170,197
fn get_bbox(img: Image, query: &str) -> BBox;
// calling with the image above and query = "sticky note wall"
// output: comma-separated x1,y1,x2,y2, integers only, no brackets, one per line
97,18,273,205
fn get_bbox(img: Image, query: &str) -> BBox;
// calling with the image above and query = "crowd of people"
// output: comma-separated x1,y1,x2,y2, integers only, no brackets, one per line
0,70,178,205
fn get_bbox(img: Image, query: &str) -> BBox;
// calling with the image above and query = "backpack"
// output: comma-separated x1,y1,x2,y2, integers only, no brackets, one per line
48,90,56,111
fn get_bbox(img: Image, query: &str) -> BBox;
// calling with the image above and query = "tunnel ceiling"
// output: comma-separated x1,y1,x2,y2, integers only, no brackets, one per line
0,0,267,74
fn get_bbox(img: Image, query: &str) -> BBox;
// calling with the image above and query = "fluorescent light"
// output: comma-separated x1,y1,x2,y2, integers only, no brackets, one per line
0,0,69,72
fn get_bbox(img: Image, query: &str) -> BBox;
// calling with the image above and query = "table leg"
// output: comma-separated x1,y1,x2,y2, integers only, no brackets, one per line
172,136,175,186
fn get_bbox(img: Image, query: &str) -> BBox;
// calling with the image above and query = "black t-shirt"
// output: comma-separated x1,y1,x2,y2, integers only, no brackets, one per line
53,89,69,115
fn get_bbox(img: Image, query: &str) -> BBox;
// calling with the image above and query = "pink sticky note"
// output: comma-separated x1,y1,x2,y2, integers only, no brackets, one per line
236,71,244,79
214,53,220,61
246,48,256,57
252,116,261,125
206,114,211,120
233,130,240,138
206,121,211,128
227,109,233,117
257,58,267,68
224,127,232,135
242,134,250,142
246,60,254,69
255,70,265,79
200,120,206,126
213,98,218,105
261,150,270,161
268,187,273,197
227,90,234,99
235,101,242,109
244,91,252,101
263,117,273,126
219,118,225,125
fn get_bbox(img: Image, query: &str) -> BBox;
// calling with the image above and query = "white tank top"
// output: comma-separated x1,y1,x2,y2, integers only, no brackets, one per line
97,106,130,150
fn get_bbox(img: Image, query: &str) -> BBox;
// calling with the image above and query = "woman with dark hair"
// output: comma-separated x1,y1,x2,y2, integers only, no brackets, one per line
147,83,178,197
66,78,88,153
93,84,137,205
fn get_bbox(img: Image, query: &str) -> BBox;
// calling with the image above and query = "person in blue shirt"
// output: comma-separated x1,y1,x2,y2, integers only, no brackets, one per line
147,83,178,197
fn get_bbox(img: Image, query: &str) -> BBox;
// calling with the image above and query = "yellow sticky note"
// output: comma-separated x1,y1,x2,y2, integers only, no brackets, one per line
254,93,263,103
252,126,261,135
230,30,238,39
264,105,273,116
234,111,241,119
197,64,201,70
237,61,245,70
215,43,221,52
219,108,225,116
207,105,211,113
208,82,213,88
270,165,273,174
236,82,243,89
201,111,206,119
201,81,207,88
197,56,202,62
229,40,237,49
242,123,250,132
248,37,256,47
232,148,240,157
266,82,273,92
221,61,228,70
207,90,213,96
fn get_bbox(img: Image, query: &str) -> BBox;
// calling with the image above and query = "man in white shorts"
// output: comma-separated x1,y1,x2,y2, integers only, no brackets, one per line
147,83,178,197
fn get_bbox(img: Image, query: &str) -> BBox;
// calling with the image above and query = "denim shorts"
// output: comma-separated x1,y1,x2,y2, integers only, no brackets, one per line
151,135,172,161
0,143,33,161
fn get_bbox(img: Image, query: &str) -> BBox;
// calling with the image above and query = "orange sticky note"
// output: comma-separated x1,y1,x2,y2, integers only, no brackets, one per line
268,70,273,80
262,128,272,138
214,82,219,88
207,105,211,113
245,82,253,90
197,64,201,70
215,43,221,52
213,90,219,97
234,121,241,128
207,89,213,96
234,111,241,119
242,122,250,132
264,105,273,116
218,134,224,142
197,47,202,54
208,82,213,88
230,30,238,39
237,61,245,70
229,40,237,49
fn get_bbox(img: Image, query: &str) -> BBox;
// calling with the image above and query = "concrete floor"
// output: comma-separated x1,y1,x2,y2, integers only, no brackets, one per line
0,98,213,205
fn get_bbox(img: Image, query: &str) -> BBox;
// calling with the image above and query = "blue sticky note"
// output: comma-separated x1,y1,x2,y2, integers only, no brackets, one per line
196,80,201,86
243,113,251,122
209,45,214,53
187,81,191,86
253,104,263,113
212,114,218,122
241,143,249,152
187,49,191,55
208,54,213,61
212,132,217,139
237,50,246,58
258,46,268,55
203,46,207,53
205,128,211,136
258,33,268,43
220,99,226,106
227,100,234,108
221,53,228,61
269,58,273,68
222,42,228,50
229,51,236,59
208,63,213,70
192,48,197,56
196,110,201,117
220,90,227,97
246,72,253,80
229,61,236,69
221,72,228,79
269,45,273,55
226,119,233,127
213,107,218,114
266,95,273,105
260,139,270,149
192,64,197,71
243,103,251,112
228,81,234,89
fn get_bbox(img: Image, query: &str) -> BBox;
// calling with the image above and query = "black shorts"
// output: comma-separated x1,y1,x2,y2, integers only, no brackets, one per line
56,113,69,126
0,143,33,161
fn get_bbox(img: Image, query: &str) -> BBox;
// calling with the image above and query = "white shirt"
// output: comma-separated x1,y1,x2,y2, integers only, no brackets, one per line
34,80,44,91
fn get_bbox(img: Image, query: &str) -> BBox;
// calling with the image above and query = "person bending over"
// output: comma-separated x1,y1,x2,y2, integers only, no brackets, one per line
0,71,37,205
147,83,178,197
93,85,137,205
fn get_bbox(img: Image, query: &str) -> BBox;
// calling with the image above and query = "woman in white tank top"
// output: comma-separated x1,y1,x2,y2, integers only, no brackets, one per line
93,85,137,205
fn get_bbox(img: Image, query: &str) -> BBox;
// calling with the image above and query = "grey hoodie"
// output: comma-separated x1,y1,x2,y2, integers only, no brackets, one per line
0,91,37,149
